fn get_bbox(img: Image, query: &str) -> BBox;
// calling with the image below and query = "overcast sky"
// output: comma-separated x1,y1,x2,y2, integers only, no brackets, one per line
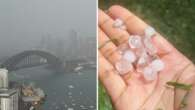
0,0,96,57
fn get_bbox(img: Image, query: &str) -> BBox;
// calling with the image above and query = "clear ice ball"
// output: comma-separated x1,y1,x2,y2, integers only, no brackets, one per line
137,51,148,65
145,26,156,38
113,18,124,28
115,59,133,75
143,38,157,55
143,66,157,81
128,35,142,49
123,50,136,63
151,59,165,72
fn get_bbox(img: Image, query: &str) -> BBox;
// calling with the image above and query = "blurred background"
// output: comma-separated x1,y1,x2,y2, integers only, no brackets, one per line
99,0,195,109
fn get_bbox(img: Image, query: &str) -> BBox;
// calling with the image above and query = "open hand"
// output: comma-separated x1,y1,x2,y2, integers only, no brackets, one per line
98,5,195,110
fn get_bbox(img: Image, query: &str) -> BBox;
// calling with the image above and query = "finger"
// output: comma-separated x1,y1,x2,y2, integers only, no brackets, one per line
98,27,121,64
174,64,195,109
108,5,174,54
98,52,127,102
185,81,195,110
98,9,129,45
99,27,134,81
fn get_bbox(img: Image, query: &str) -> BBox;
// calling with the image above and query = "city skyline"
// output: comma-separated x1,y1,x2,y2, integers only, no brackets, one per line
0,0,96,57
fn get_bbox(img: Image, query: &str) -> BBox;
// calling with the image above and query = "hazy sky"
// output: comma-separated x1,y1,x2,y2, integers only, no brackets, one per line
0,0,96,57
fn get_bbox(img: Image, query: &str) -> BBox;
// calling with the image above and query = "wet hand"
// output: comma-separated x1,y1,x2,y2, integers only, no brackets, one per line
98,5,195,110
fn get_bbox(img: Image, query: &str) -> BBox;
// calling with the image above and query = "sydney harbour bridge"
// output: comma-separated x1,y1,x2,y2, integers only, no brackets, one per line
0,50,65,72
0,50,95,73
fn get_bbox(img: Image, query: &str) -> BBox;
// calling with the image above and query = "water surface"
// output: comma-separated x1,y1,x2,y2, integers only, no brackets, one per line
10,66,96,110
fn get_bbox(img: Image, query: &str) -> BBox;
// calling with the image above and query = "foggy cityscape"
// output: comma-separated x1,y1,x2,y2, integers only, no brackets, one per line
0,0,96,110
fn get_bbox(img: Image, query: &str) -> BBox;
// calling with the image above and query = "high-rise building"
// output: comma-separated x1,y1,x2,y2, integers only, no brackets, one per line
0,69,18,110
0,89,18,110
0,69,8,88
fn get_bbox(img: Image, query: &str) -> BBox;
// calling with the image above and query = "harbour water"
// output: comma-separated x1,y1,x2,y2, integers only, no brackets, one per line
9,65,96,110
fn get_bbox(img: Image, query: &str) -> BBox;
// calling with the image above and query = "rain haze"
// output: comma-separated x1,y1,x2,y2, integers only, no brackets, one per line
0,0,96,57
0,0,96,110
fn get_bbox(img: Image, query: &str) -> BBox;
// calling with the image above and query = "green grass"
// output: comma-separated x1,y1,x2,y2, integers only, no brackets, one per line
99,0,195,109
99,82,114,110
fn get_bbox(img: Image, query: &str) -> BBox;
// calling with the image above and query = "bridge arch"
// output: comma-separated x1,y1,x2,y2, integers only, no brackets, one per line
0,50,62,71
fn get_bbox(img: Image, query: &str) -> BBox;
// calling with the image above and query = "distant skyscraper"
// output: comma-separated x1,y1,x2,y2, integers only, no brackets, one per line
68,29,79,59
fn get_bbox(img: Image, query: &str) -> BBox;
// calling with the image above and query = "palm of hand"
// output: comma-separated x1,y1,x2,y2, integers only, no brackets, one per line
98,5,195,110
115,47,193,110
